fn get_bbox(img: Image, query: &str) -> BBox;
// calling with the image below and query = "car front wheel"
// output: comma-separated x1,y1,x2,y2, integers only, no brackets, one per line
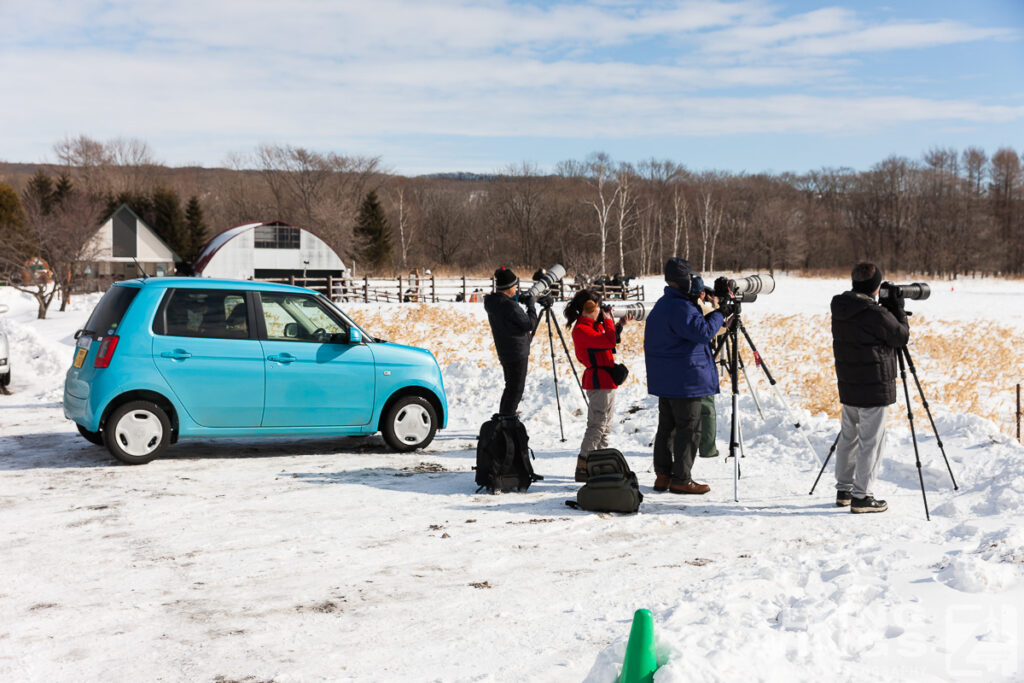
103,400,171,465
381,395,437,452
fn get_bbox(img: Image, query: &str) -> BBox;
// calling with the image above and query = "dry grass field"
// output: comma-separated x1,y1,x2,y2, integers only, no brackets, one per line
353,305,1022,436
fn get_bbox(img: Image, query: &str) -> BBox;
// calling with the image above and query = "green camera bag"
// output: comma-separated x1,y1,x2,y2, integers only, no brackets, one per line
568,448,643,514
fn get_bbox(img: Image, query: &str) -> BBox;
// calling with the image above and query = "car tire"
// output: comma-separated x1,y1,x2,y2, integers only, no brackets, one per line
76,423,104,446
0,371,9,387
103,400,171,465
381,395,437,452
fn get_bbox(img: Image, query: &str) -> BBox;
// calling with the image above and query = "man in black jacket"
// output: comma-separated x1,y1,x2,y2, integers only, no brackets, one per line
484,266,539,417
831,262,910,514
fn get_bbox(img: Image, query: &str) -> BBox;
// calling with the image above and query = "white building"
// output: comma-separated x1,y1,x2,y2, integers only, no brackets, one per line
192,221,347,281
81,204,181,281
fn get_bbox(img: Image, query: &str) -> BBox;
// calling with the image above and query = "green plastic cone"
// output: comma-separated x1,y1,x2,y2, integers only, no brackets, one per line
619,608,658,683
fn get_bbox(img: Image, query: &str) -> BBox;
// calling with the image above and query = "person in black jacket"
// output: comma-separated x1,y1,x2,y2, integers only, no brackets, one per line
831,262,910,514
484,266,539,417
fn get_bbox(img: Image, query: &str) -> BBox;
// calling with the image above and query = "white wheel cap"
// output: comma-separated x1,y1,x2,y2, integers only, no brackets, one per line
114,410,164,457
393,404,431,444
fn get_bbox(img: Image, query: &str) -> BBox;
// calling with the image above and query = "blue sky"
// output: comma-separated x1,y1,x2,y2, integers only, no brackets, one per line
1,0,1021,175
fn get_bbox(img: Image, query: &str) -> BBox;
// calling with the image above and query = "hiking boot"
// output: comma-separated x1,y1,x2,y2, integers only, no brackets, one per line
850,496,888,513
836,491,853,507
575,456,588,483
653,473,670,492
669,480,710,495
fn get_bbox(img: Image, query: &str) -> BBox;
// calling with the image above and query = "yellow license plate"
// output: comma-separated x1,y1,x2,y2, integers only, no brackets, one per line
73,348,88,368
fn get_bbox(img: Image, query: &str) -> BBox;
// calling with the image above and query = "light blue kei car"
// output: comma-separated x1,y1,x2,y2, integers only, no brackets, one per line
64,278,448,464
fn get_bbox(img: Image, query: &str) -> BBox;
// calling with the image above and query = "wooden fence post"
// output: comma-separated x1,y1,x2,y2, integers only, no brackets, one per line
431,273,436,302
289,274,295,286
462,276,467,302
363,276,369,303
326,274,333,299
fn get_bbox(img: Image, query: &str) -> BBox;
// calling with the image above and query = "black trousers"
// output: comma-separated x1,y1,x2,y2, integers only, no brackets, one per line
652,396,702,484
498,356,528,417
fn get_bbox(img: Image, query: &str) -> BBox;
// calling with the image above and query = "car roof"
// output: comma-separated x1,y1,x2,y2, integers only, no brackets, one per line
116,277,318,295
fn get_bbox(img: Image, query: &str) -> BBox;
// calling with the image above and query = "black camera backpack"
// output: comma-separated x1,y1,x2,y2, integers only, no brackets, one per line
566,448,643,513
475,414,537,493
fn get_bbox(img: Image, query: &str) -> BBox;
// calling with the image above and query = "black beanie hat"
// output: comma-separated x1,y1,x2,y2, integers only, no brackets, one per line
494,266,519,290
664,257,693,292
852,266,883,295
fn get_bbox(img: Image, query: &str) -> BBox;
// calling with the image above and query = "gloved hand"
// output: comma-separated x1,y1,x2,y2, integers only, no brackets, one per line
520,294,535,308
538,294,554,309
881,289,905,315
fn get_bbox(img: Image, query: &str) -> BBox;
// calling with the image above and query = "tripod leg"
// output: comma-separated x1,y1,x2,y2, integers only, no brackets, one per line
545,310,567,442
902,347,958,490
898,351,930,521
726,324,741,502
738,354,765,421
551,310,588,406
737,403,745,459
809,433,841,495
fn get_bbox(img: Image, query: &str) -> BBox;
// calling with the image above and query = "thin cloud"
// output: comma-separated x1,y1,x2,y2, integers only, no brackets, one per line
0,0,1020,170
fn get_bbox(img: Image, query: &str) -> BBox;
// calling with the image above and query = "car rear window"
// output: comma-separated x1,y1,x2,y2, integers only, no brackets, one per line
83,285,140,337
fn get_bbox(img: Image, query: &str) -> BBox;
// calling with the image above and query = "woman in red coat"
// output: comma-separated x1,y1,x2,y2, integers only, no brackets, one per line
565,289,630,482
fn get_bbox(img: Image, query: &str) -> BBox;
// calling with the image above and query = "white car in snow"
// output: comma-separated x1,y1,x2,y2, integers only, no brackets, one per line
0,303,9,387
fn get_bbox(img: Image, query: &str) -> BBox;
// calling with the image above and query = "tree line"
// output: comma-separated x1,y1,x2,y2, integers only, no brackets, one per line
1,136,1022,317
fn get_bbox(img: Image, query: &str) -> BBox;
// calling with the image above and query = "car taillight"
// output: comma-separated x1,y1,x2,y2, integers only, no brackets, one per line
94,336,120,368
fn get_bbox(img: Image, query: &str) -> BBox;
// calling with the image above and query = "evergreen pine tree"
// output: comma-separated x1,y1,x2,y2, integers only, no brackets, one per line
0,184,27,239
352,190,392,271
184,196,207,261
53,173,73,205
151,187,188,259
24,170,55,215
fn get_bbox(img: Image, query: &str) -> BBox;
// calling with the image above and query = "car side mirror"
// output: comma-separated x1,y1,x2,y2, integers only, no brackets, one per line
284,322,298,338
348,328,362,344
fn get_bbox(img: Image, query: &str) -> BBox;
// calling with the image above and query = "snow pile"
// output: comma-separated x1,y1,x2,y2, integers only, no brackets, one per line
1,277,1023,682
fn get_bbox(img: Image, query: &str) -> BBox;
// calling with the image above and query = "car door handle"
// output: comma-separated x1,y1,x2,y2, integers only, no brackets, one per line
267,353,295,364
160,350,192,360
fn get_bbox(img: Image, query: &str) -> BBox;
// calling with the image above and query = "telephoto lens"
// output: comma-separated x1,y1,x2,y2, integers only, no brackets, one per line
525,264,567,299
730,274,776,297
604,301,654,322
879,282,931,303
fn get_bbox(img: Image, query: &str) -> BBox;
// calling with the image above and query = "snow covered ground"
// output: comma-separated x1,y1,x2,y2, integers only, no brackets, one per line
1,276,1022,682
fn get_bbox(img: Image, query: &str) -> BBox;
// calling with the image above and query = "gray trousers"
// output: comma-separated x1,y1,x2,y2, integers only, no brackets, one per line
579,389,616,458
835,404,888,498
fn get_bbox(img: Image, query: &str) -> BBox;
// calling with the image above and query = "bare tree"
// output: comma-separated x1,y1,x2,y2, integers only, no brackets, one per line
557,152,619,275
420,187,471,266
696,176,724,272
1,178,104,317
613,162,637,274
385,181,419,268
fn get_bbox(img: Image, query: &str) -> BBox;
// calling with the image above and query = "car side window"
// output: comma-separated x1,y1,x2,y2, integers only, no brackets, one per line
159,289,250,339
260,293,346,342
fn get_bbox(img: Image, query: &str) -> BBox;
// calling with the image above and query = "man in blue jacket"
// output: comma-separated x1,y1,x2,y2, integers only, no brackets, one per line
644,258,724,494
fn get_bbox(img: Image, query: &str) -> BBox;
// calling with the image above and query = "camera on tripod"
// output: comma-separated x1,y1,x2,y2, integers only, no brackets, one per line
878,281,930,309
713,274,776,316
525,264,566,303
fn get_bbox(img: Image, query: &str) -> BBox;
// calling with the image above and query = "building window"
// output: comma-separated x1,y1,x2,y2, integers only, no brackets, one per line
254,225,300,249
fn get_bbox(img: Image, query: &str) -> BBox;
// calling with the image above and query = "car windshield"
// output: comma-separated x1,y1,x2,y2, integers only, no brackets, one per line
320,296,376,342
